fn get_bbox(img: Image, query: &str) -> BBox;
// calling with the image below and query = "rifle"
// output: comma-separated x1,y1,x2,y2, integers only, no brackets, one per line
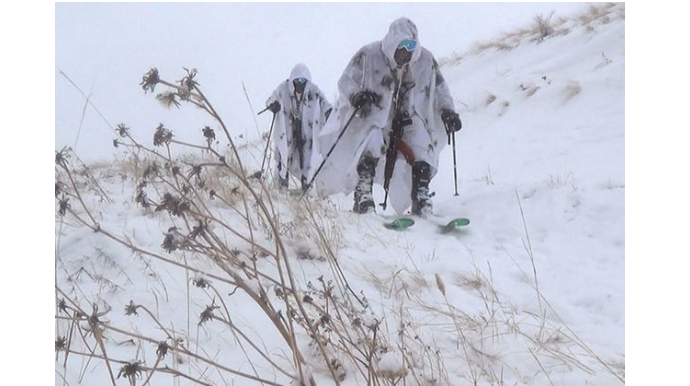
379,67,414,210
291,114,305,171
379,111,412,210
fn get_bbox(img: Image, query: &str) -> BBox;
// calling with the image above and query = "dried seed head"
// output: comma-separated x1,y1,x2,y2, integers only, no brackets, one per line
189,220,207,239
135,184,150,208
141,68,160,93
55,336,67,352
117,361,144,381
435,273,446,296
124,300,139,316
198,303,219,325
178,67,199,93
162,227,184,253
156,91,181,109
192,275,210,288
116,124,130,137
156,341,170,358
202,126,215,142
143,162,160,179
153,124,173,146
57,298,68,313
58,197,71,216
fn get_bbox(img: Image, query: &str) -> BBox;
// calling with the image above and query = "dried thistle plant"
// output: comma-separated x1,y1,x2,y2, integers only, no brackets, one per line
87,304,111,327
156,341,170,358
55,147,70,167
116,123,130,137
135,182,151,208
202,126,215,145
187,164,202,180
153,124,173,146
57,298,68,313
117,360,144,384
140,68,160,93
124,300,139,316
156,91,181,109
57,197,71,216
161,227,184,253
142,163,160,180
155,193,190,217
199,302,220,325
192,275,211,288
189,220,207,240
55,336,67,352
55,181,66,198
177,67,199,99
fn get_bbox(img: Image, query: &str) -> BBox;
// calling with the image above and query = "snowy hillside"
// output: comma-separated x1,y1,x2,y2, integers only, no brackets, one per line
55,4,624,386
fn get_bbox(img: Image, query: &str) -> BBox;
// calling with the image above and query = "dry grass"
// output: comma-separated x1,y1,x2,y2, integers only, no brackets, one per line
533,12,555,42
485,92,497,106
564,81,583,102
521,83,540,97
440,3,625,65
56,67,467,386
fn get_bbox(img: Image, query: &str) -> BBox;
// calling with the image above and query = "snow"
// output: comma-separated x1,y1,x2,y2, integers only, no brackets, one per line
376,351,405,378
52,3,630,386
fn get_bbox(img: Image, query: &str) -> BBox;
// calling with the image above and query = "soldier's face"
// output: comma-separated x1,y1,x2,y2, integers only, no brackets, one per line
394,48,412,67
293,77,307,93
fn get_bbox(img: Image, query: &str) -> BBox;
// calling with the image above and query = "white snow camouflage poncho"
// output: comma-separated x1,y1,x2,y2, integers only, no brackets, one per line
315,18,456,214
266,64,332,183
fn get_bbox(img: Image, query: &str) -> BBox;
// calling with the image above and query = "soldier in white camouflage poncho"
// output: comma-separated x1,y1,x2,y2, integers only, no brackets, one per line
315,18,462,215
266,63,332,191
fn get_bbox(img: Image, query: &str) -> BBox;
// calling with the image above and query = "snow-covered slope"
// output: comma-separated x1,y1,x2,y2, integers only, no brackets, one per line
55,4,624,386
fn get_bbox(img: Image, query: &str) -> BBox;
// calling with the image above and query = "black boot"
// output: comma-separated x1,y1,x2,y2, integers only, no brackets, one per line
411,161,433,216
277,159,289,190
353,157,378,214
278,174,289,190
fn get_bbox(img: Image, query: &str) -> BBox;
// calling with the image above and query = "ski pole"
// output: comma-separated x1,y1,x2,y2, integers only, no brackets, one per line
256,105,271,115
451,129,459,196
445,122,459,197
301,106,361,196
259,112,276,176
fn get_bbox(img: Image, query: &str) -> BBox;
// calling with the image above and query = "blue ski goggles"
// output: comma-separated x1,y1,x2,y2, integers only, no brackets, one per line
397,39,417,52
293,77,307,84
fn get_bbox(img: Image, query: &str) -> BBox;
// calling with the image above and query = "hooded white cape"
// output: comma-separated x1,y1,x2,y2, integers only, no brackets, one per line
266,64,332,182
315,18,455,213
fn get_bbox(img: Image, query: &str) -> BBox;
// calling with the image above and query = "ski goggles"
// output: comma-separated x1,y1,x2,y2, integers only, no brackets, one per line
293,77,307,84
397,39,417,52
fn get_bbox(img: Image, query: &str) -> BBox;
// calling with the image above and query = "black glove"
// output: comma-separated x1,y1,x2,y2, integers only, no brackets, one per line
350,90,379,109
441,109,462,133
268,101,281,114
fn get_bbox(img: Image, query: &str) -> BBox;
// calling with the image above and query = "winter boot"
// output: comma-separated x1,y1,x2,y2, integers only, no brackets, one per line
300,175,308,193
276,160,289,190
353,157,378,214
278,174,289,190
411,161,433,216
